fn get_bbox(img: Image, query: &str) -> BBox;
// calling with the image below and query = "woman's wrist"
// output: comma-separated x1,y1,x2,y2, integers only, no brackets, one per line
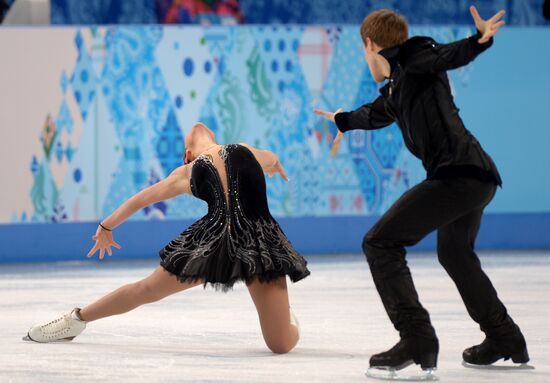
99,222,112,232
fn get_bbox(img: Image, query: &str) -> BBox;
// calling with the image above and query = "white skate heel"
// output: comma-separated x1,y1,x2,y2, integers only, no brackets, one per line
23,308,87,343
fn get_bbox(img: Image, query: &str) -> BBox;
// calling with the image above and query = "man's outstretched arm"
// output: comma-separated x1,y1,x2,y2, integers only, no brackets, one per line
314,96,395,155
404,6,505,74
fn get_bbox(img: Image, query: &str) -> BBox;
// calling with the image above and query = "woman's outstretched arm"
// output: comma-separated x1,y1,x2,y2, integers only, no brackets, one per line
87,164,192,259
239,143,289,181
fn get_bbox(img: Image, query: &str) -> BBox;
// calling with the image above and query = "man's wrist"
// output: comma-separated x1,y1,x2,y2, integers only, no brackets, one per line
334,111,351,133
469,29,493,50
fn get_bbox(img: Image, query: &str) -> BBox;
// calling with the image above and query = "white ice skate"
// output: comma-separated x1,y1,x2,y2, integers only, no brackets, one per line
365,364,439,381
23,308,86,343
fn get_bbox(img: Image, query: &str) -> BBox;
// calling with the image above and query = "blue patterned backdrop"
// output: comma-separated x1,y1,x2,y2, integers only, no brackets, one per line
1,25,549,261
16,25,436,224
8,24,550,227
51,0,550,25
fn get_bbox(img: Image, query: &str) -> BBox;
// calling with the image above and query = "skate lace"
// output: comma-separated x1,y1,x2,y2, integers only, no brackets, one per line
40,313,71,335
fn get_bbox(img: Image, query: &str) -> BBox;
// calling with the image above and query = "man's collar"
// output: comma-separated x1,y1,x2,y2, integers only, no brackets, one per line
378,37,438,74
378,45,400,74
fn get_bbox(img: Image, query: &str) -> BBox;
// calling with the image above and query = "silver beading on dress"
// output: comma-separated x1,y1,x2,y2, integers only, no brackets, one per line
159,144,309,290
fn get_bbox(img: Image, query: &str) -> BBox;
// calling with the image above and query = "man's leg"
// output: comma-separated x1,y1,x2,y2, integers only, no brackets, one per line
363,177,496,368
437,204,528,364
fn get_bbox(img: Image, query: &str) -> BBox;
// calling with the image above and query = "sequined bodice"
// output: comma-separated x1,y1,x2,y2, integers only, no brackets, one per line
190,144,271,222
159,143,310,289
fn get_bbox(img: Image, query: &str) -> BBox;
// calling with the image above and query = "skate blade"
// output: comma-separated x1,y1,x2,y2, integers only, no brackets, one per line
22,334,34,342
22,334,76,343
462,361,535,370
365,367,439,381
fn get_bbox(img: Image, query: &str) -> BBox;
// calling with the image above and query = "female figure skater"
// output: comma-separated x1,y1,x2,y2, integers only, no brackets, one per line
24,122,310,354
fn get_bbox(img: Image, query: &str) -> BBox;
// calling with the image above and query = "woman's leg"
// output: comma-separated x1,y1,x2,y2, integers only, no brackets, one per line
247,276,299,354
79,266,201,322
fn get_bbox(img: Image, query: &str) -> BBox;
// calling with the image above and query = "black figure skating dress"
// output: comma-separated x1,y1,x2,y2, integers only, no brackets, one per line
159,144,310,290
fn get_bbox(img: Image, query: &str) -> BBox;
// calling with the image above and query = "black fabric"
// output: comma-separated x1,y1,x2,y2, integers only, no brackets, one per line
0,0,10,22
544,0,550,20
463,336,529,365
369,338,439,369
362,177,520,340
159,144,310,291
334,31,502,186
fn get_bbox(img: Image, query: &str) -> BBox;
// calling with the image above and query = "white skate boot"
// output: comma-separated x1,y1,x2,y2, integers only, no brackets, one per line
23,308,87,343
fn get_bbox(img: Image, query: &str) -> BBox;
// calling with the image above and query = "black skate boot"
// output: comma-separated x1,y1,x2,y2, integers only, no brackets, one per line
462,334,531,368
366,337,439,381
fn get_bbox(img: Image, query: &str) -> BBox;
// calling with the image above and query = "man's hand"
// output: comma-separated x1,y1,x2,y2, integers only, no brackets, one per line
313,107,342,123
87,226,122,260
331,130,344,157
470,6,505,44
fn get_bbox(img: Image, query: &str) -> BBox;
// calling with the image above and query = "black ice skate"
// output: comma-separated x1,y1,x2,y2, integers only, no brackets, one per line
365,338,439,381
462,337,534,370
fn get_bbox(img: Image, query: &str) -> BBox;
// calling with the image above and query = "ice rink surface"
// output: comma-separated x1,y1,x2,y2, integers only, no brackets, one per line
1,252,549,382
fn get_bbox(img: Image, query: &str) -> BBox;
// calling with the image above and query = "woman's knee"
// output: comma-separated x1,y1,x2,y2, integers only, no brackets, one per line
261,317,300,354
265,332,299,354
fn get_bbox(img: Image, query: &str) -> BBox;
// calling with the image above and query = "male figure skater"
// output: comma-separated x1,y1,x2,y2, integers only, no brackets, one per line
315,5,528,377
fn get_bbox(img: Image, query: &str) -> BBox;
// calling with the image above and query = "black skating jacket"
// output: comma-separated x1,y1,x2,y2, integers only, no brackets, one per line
335,31,502,186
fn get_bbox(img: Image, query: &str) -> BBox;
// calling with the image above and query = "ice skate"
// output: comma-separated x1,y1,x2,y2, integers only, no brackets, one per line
23,308,86,343
365,338,439,381
462,337,534,370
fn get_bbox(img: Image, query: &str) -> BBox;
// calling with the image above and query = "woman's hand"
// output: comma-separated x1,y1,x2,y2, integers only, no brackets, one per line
266,157,289,182
314,108,344,156
470,6,505,44
87,225,122,260
238,143,290,182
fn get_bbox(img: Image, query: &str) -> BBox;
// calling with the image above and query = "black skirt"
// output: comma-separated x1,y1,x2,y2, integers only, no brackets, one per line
159,216,310,292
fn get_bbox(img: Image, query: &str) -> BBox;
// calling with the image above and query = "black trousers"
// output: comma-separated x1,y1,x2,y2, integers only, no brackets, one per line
363,176,520,341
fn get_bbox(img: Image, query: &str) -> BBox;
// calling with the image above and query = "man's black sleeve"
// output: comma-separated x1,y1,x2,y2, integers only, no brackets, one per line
403,31,493,74
334,96,395,133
